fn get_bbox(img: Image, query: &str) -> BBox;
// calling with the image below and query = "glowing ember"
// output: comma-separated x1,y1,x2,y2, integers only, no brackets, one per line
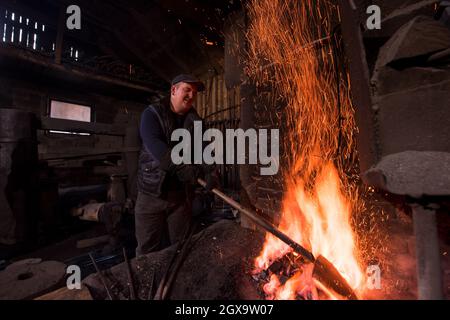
246,0,366,299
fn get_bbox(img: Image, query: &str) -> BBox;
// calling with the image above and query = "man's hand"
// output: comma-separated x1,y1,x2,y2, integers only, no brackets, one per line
159,149,221,189
159,149,201,185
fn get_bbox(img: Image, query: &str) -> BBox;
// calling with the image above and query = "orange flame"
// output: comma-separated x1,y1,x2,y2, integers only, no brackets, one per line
278,264,319,300
255,163,365,297
246,0,366,299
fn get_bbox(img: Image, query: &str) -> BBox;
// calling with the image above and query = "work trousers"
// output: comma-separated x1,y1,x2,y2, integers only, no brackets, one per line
134,191,191,256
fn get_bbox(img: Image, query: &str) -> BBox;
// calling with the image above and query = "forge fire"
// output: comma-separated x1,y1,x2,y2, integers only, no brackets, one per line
0,0,449,310
246,0,364,300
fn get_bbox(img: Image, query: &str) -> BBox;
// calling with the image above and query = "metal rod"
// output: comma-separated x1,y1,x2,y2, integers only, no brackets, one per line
122,247,136,300
147,273,156,300
154,221,194,300
88,252,113,300
197,178,315,262
161,222,197,300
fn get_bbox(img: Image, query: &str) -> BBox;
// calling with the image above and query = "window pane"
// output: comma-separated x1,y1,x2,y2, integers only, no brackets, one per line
50,100,91,122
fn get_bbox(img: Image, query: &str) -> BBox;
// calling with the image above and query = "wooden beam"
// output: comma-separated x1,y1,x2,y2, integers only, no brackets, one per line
40,117,126,136
338,0,378,172
0,44,159,95
42,151,125,162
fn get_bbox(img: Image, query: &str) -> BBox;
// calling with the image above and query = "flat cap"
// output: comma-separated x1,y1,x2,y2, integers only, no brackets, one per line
171,74,205,92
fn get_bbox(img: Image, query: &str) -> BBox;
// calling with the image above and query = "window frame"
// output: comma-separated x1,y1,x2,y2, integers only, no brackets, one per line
46,97,96,136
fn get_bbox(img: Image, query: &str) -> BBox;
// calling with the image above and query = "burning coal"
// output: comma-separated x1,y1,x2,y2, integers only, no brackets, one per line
245,0,366,299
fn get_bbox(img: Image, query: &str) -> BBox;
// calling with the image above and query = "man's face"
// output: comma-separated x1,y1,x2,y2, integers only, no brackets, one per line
170,82,198,115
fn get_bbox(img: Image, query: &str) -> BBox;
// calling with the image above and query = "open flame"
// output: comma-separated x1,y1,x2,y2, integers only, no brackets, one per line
254,163,365,299
246,0,366,299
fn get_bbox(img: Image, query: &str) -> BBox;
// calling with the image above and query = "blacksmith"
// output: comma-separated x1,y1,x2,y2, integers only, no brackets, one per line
135,74,217,256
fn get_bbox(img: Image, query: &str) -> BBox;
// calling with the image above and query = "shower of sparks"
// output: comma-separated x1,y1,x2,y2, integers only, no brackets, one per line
245,0,371,299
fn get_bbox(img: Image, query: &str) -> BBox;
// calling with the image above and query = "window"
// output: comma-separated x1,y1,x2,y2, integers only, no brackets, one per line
1,9,45,51
49,100,92,135
50,100,91,122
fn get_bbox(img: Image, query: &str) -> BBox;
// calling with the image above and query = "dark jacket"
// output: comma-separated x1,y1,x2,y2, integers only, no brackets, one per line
137,98,200,197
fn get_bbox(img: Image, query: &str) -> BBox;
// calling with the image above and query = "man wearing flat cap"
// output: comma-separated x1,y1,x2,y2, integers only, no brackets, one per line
135,74,217,256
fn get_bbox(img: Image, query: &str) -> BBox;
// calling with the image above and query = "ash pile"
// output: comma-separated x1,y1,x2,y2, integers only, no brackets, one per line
83,220,266,300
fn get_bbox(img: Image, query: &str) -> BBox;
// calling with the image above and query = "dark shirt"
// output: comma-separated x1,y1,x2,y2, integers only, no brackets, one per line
139,106,186,162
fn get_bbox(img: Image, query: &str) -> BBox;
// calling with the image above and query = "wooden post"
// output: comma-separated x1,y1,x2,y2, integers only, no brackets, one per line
55,6,65,64
338,0,378,172
412,205,444,300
